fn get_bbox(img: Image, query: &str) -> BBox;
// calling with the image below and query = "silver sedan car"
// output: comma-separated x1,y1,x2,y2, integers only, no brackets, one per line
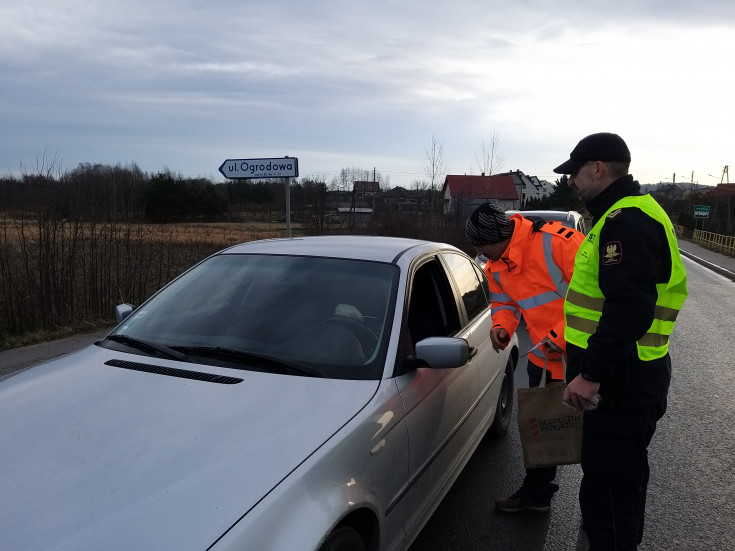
0,235,519,551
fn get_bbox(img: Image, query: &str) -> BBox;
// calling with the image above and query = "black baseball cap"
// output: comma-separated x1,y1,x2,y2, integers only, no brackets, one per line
553,132,631,174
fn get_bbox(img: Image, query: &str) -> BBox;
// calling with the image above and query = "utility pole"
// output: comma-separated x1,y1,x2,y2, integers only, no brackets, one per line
722,166,732,233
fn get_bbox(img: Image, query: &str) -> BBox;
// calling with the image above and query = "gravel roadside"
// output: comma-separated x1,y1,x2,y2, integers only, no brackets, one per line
0,328,112,378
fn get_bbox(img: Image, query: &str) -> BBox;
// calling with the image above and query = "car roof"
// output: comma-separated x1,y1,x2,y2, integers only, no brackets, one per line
219,235,461,263
506,209,581,220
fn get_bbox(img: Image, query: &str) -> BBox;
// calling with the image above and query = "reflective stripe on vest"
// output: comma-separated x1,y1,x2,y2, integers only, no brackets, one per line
564,195,688,361
491,274,521,320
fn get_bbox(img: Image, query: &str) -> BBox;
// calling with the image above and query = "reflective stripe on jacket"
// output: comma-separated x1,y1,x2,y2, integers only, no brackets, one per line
564,195,688,360
484,215,585,379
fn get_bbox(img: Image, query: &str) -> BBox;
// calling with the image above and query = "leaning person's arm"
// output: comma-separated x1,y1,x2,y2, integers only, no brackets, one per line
485,272,522,339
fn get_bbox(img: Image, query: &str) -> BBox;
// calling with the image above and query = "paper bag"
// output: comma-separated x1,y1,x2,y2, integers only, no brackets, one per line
517,356,583,469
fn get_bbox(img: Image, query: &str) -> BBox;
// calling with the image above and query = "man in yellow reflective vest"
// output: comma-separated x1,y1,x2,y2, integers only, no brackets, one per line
554,133,688,551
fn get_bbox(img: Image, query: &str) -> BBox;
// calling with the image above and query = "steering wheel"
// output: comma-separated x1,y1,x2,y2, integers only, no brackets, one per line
319,316,378,359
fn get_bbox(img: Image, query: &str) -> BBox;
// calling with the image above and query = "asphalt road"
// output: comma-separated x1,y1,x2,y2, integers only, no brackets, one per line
1,247,733,550
408,323,588,551
638,256,735,550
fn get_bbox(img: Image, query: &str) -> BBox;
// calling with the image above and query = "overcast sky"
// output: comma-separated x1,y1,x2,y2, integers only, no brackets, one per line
2,0,734,189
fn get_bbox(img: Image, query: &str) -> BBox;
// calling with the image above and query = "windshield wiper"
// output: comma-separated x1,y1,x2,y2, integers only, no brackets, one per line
174,346,326,378
106,334,192,363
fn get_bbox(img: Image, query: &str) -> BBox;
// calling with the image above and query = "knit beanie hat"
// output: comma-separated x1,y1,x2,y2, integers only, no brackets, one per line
465,203,515,246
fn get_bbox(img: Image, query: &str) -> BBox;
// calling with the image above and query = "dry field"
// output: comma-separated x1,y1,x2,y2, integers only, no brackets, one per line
125,221,300,245
0,217,307,347
0,218,304,247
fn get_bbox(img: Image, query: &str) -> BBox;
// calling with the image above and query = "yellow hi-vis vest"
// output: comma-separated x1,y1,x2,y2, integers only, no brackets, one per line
564,195,688,361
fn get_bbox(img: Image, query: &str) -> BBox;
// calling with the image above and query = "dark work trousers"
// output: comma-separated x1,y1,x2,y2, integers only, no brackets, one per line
580,399,667,551
521,361,560,503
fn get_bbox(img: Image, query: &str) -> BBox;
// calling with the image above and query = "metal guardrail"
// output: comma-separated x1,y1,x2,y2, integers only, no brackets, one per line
693,229,735,256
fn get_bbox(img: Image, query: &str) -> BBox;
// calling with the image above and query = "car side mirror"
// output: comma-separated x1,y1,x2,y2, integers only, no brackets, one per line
413,337,475,369
114,303,135,323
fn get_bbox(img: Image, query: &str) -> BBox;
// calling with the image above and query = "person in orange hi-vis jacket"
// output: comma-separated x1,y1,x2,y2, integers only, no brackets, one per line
465,202,585,513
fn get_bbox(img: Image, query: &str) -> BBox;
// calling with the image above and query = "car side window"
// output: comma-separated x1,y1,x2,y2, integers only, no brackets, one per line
441,252,490,323
406,259,461,347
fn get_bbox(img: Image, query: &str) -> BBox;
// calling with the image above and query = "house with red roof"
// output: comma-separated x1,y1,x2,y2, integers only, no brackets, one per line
442,171,526,219
709,183,735,197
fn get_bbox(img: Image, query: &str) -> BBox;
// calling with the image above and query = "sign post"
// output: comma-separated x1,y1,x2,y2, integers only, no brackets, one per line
693,204,710,233
218,157,299,237
693,205,710,219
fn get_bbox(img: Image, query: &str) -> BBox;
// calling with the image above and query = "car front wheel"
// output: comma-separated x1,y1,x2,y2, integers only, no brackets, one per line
488,355,515,437
318,526,366,551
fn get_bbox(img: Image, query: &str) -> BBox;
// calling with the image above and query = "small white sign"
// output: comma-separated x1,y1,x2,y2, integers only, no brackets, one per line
219,157,299,179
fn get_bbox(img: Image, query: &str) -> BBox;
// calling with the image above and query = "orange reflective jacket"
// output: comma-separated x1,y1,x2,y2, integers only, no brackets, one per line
484,215,585,380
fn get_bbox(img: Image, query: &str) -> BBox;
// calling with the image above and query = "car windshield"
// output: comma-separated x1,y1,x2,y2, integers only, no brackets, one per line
110,253,398,380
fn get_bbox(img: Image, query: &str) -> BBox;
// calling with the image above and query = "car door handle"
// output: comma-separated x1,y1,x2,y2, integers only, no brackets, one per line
468,346,478,360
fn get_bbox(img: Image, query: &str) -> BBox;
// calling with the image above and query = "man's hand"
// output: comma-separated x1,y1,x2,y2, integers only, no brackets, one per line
490,327,510,353
563,375,601,411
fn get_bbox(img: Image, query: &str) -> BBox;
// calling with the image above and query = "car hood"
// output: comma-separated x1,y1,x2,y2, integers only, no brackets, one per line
0,346,380,550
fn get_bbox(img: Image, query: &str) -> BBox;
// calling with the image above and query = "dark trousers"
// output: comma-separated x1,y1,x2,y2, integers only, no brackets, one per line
520,362,560,503
580,399,666,550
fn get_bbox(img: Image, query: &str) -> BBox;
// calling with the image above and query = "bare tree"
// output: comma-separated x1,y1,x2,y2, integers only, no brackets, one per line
19,147,63,180
300,173,329,235
421,134,448,220
474,132,504,177
330,167,388,192
424,134,447,191
411,179,429,191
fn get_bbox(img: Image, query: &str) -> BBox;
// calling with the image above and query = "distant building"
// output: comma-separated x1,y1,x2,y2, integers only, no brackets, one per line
336,206,373,225
323,181,383,226
709,183,735,198
353,181,381,199
442,171,550,219
375,187,432,215
648,183,685,200
526,175,554,202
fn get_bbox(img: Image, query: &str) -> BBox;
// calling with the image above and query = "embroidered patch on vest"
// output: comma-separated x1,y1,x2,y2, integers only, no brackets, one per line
602,241,622,265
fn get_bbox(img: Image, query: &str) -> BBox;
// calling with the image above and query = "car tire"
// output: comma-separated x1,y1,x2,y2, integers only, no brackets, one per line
318,526,366,551
488,355,515,438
